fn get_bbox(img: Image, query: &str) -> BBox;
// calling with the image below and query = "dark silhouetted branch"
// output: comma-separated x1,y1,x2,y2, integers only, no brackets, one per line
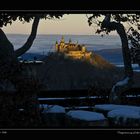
15,16,40,57
101,14,134,103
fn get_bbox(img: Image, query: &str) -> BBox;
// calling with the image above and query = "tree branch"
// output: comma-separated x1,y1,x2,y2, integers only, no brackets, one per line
102,14,133,78
101,14,134,104
15,16,40,57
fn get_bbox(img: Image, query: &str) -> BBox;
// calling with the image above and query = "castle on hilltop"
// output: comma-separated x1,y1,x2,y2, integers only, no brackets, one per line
55,36,92,59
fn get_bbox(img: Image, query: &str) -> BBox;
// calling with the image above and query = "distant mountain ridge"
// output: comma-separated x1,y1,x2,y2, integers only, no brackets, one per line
19,48,123,65
95,48,123,65
20,53,45,61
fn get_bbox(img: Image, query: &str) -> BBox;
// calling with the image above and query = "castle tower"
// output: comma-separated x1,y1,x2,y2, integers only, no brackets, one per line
82,46,86,53
60,36,65,44
60,36,65,52
76,41,78,48
69,38,72,44
55,41,59,52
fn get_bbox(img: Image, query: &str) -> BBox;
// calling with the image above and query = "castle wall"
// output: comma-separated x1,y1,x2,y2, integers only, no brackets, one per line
55,37,92,60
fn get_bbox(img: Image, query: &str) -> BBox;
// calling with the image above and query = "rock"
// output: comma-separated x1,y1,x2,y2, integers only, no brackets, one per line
42,105,65,114
39,104,49,112
41,105,66,127
107,108,140,127
66,110,108,127
94,104,140,117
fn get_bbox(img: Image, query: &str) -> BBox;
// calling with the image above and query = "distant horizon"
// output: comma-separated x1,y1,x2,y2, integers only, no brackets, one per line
6,33,118,36
2,14,118,35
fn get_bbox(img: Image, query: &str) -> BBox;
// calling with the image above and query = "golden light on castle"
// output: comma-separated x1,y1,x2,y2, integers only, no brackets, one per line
55,36,92,59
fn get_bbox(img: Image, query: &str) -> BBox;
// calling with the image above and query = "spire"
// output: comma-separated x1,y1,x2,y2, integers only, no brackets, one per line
69,38,72,44
61,36,65,43
55,41,59,52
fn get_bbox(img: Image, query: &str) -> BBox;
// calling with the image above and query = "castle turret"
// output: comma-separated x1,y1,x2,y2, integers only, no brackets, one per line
55,41,59,52
59,36,65,52
69,38,72,44
60,36,65,44
82,46,86,52
76,41,78,48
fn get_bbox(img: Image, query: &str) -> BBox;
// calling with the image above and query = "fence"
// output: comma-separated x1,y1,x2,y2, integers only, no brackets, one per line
37,88,140,111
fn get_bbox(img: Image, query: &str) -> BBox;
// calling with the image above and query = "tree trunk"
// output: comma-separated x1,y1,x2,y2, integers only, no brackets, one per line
0,28,18,83
15,16,40,57
0,17,42,126
101,14,133,104
0,29,15,61
0,16,40,91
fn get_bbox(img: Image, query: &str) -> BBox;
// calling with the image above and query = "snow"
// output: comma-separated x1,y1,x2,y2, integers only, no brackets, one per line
39,104,49,109
134,70,140,72
67,110,106,121
111,77,130,94
95,104,140,124
108,108,140,120
18,108,24,112
38,98,65,101
112,95,118,101
95,104,140,112
20,60,44,64
116,77,129,86
65,106,93,110
132,64,140,68
42,105,65,113
126,95,140,97
126,95,137,97
35,61,43,63
117,64,140,72
38,96,102,101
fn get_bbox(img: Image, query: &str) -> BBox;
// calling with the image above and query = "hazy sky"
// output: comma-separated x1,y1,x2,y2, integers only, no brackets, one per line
2,14,92,35
2,14,117,35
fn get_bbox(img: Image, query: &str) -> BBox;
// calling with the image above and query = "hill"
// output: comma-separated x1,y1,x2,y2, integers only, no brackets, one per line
89,52,115,68
32,52,124,90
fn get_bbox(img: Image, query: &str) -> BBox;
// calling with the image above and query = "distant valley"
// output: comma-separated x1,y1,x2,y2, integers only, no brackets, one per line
20,48,123,65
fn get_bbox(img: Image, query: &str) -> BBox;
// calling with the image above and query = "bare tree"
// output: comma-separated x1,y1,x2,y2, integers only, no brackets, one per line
87,14,140,103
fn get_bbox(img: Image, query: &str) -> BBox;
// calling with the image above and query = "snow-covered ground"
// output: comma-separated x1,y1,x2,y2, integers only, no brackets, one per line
67,110,106,121
38,96,103,101
19,60,44,64
114,77,130,87
107,108,140,126
108,108,140,119
117,64,140,72
126,95,140,97
94,104,140,112
65,106,93,110
38,98,66,101
39,104,49,109
95,104,140,126
39,103,140,126
41,104,65,113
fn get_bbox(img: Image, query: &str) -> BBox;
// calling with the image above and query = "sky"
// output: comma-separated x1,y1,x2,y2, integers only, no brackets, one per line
2,14,117,35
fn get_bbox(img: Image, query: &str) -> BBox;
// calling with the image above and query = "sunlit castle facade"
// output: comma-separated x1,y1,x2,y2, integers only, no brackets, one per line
55,36,92,59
